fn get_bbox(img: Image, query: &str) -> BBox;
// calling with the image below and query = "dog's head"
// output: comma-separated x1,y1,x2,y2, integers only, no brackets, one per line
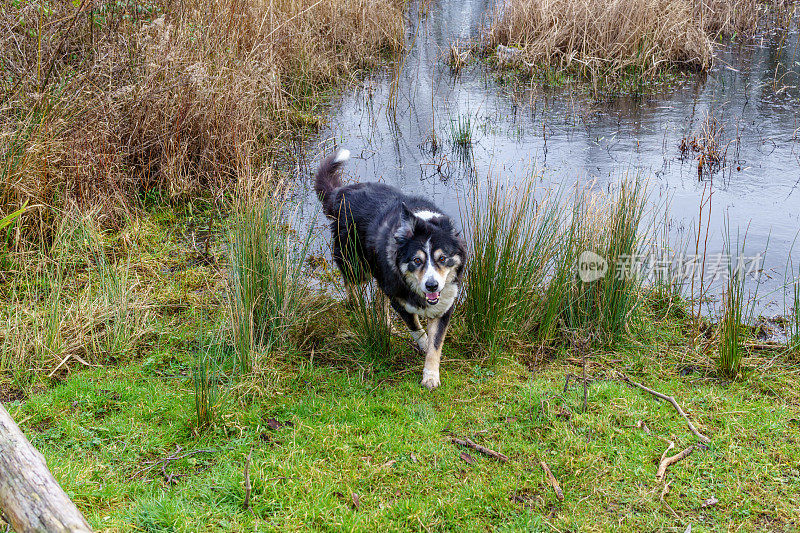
394,203,467,305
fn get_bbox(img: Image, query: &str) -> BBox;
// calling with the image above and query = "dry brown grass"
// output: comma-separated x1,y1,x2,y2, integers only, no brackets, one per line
1,0,403,240
692,0,760,38
484,0,714,84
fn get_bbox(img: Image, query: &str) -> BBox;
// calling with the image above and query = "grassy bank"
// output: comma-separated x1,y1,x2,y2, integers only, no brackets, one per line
2,176,799,530
3,294,799,531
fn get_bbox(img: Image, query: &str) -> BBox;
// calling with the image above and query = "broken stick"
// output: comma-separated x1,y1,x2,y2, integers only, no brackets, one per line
540,461,564,501
243,449,252,510
617,373,710,443
656,445,695,480
451,437,509,462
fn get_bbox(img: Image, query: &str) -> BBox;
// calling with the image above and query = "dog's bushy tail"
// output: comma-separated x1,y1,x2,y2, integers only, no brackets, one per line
315,148,350,216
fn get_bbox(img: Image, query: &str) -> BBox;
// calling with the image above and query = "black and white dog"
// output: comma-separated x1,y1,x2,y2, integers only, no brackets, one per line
315,149,467,390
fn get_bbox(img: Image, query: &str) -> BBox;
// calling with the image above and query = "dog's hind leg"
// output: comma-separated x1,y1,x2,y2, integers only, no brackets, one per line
420,307,453,390
391,300,428,353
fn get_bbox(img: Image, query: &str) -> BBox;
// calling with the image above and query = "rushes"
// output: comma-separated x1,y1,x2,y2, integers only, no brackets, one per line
227,190,313,373
551,179,648,343
462,179,561,349
193,337,221,428
792,273,800,352
463,175,648,350
716,221,757,378
786,253,800,353
449,114,475,149
345,282,392,362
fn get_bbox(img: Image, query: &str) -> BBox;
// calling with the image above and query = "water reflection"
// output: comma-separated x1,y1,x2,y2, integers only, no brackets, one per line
299,0,800,316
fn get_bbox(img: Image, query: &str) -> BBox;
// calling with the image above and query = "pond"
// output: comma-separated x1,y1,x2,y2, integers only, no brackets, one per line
296,0,800,320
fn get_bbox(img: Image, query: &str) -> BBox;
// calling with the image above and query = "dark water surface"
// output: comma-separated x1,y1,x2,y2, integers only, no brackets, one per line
297,0,800,317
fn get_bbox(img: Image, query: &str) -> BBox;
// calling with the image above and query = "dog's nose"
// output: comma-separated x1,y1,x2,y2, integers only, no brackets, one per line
425,279,439,292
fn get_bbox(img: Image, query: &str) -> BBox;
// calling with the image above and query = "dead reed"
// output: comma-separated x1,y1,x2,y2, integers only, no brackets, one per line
484,0,713,87
1,0,403,241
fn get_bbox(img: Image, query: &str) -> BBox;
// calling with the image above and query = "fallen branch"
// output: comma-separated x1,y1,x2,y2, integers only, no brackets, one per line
0,402,92,532
658,439,676,465
539,461,564,501
617,373,710,443
657,445,695,480
451,437,509,462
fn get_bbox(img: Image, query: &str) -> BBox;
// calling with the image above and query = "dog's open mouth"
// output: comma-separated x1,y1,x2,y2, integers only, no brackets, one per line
425,291,440,305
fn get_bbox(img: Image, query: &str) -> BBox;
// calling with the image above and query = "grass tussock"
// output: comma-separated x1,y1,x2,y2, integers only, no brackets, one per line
1,0,403,241
786,252,800,353
716,221,762,377
226,184,314,373
344,282,393,363
485,0,713,87
461,180,561,351
463,175,649,352
0,210,152,381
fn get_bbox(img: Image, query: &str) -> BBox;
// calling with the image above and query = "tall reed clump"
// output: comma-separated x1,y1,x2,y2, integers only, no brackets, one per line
716,222,756,378
462,175,649,351
461,179,562,351
1,0,404,242
791,273,800,353
227,189,313,373
549,179,648,344
786,254,800,353
344,282,393,363
193,334,222,429
485,0,713,87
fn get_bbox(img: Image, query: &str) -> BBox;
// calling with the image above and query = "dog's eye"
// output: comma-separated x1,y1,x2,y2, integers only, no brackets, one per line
438,255,447,264
412,257,423,267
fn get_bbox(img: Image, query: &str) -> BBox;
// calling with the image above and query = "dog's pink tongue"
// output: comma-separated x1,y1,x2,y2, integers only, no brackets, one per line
426,291,440,301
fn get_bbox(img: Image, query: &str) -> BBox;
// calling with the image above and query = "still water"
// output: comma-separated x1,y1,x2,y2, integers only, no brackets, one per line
297,0,800,318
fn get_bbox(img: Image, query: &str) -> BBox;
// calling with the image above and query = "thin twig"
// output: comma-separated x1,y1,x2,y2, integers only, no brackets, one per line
130,445,216,480
540,461,564,501
451,437,509,462
660,480,680,519
617,372,710,443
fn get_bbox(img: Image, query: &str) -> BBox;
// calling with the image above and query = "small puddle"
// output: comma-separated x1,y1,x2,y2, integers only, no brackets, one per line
296,0,800,319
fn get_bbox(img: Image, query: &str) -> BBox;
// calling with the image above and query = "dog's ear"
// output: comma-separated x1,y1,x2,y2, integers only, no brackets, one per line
394,202,416,241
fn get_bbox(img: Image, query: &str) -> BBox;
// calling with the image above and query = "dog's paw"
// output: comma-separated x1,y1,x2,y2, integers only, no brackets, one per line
420,369,440,390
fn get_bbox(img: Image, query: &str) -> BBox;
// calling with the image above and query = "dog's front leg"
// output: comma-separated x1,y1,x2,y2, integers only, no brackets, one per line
391,300,428,353
421,307,452,390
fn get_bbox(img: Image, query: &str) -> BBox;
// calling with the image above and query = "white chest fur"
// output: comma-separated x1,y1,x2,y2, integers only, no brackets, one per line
402,283,458,318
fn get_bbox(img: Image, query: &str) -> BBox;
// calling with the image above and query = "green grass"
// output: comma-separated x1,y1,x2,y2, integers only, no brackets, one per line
2,194,799,532
5,332,799,532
